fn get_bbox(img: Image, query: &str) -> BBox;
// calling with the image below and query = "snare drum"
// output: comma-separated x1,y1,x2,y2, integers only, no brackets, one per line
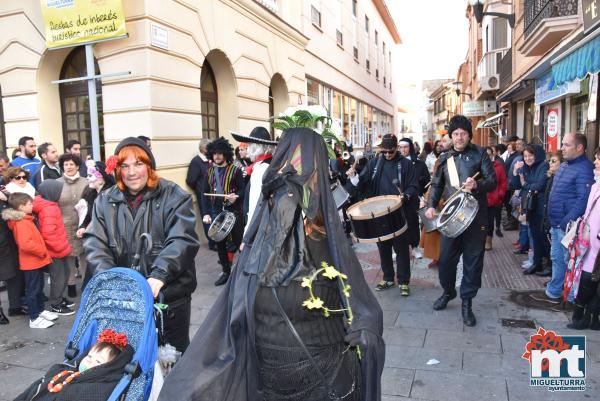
208,211,237,242
331,180,350,209
346,195,407,243
436,192,479,238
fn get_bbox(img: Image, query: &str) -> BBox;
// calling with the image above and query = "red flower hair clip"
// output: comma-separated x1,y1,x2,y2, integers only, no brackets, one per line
105,155,119,175
97,329,128,349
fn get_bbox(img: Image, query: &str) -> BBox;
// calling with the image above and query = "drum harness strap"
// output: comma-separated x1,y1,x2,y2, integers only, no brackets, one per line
371,155,402,191
447,156,461,190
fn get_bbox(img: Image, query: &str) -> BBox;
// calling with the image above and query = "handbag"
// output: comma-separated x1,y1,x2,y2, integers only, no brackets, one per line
562,193,600,248
521,190,536,213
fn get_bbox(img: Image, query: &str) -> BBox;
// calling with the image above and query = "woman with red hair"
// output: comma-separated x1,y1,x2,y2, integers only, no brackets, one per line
83,137,200,352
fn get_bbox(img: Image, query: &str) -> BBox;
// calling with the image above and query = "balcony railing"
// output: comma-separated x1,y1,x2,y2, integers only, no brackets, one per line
477,47,510,78
524,0,578,39
498,49,512,92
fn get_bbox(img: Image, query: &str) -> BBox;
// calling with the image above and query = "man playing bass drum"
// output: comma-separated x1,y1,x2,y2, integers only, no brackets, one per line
348,134,418,296
424,115,496,326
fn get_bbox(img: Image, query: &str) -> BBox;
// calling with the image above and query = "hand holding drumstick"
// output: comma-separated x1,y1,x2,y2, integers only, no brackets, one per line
424,172,480,220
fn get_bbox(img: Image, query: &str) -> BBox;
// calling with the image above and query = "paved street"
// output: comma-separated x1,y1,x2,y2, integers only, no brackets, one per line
1,230,599,401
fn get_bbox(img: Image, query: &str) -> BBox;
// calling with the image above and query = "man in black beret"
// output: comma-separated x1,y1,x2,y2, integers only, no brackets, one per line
424,115,497,326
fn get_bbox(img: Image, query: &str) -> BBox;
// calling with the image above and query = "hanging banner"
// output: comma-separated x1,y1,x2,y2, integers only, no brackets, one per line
40,0,127,49
589,73,598,122
546,108,559,152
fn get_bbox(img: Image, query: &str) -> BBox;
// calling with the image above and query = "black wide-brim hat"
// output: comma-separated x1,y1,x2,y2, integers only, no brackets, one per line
230,126,278,146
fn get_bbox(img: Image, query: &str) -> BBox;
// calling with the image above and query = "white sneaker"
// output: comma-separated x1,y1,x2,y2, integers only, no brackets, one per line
30,316,54,329
39,310,59,321
521,261,533,269
413,248,423,259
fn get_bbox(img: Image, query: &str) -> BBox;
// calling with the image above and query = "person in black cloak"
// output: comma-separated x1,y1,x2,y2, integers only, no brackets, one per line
158,128,385,401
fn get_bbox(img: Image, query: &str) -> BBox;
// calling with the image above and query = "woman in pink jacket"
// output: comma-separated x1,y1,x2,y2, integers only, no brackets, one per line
568,147,600,330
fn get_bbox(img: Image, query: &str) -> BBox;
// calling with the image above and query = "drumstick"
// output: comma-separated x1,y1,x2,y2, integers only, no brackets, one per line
203,193,229,197
446,172,481,203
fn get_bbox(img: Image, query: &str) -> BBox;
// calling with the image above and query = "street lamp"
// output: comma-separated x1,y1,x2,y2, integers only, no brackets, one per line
469,0,515,28
453,81,472,99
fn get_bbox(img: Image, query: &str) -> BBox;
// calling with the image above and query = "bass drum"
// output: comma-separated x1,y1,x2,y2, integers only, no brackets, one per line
208,211,236,242
436,192,479,238
346,195,407,243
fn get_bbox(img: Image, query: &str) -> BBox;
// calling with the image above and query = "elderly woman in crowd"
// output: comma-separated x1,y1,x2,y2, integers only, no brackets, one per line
567,148,600,330
512,145,549,275
57,153,88,298
2,166,36,198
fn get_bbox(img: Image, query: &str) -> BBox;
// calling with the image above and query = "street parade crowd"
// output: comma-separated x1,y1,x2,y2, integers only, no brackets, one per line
1,114,600,400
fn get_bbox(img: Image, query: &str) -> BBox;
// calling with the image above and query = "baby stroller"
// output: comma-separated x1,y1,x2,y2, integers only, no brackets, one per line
63,267,158,401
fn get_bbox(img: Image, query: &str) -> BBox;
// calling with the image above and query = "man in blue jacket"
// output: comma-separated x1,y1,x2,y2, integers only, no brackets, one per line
9,136,40,184
542,133,594,302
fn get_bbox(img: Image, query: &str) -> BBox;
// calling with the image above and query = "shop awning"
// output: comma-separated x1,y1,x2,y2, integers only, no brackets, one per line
552,33,600,86
477,112,504,129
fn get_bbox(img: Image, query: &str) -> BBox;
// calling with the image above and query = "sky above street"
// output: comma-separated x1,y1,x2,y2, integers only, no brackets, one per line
388,0,469,83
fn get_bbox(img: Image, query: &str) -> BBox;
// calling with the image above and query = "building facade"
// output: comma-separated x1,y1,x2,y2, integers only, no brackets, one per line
0,0,400,184
493,0,599,157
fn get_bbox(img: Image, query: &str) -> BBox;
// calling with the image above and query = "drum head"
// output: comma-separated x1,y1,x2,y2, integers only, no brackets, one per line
438,193,465,225
347,195,402,220
208,211,236,242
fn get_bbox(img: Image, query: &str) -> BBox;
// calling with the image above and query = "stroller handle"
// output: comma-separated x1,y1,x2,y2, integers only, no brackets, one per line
131,233,153,276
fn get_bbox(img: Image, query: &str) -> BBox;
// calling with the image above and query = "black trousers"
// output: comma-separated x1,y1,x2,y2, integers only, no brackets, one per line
376,234,411,284
486,206,501,236
162,298,192,353
5,270,24,310
527,211,548,268
438,209,487,300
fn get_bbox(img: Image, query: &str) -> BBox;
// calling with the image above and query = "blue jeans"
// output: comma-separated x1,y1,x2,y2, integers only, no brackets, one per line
546,227,571,300
23,269,45,321
518,223,529,250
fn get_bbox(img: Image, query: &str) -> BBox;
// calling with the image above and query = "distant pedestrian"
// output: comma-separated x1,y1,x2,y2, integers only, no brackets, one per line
485,146,507,251
32,142,61,188
57,153,88,298
10,136,41,184
186,138,214,250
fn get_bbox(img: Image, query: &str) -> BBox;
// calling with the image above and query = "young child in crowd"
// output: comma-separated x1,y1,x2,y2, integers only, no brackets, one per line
14,329,134,401
2,192,57,329
33,180,75,316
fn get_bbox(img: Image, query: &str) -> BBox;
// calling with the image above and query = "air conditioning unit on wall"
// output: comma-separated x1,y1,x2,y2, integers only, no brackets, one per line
480,74,500,91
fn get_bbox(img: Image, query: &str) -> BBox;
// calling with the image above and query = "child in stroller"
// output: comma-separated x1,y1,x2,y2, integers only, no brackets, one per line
14,268,158,401
14,329,134,401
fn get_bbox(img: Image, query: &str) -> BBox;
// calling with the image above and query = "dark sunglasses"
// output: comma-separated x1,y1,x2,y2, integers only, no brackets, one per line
549,159,558,163
13,175,27,181
381,150,396,155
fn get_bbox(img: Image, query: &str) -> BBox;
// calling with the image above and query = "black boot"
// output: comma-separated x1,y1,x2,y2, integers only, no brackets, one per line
214,269,230,286
567,305,591,330
462,299,476,326
535,266,552,277
523,264,543,275
0,307,9,325
433,290,457,310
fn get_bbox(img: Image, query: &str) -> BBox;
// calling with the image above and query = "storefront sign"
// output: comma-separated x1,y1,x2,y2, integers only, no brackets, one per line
40,0,127,49
583,0,600,34
462,101,485,117
547,108,559,152
589,73,598,122
535,72,581,105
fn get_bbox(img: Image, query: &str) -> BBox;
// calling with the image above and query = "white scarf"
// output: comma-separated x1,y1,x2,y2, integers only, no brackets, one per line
63,172,81,184
5,181,36,198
